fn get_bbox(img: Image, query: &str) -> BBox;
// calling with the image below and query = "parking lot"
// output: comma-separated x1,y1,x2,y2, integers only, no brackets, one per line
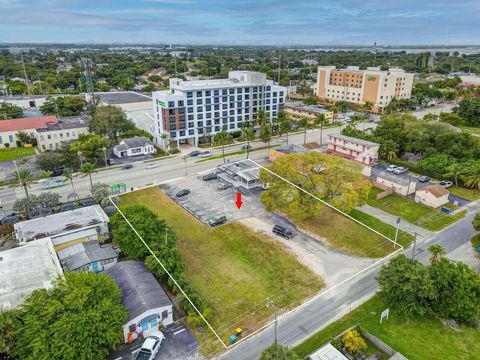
107,324,200,360
160,172,266,227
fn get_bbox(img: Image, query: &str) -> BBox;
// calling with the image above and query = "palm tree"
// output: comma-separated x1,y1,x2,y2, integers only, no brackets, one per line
428,244,446,264
160,133,170,155
63,169,76,193
259,123,273,152
11,167,34,198
298,117,309,144
242,126,255,159
444,162,464,187
472,213,480,232
213,131,231,164
464,166,480,192
80,162,97,189
255,109,269,127
314,114,328,147
38,170,53,179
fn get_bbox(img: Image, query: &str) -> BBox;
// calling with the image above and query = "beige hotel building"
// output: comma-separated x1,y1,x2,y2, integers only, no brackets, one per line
315,66,414,112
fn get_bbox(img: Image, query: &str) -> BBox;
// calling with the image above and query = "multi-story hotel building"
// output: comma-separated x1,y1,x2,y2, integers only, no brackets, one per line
152,71,286,147
315,66,414,112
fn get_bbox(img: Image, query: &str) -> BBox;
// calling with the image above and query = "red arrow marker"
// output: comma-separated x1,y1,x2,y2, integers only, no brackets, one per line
235,192,243,209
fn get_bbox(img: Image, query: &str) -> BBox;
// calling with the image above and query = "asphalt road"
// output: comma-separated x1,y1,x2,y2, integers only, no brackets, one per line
0,125,361,212
218,202,479,360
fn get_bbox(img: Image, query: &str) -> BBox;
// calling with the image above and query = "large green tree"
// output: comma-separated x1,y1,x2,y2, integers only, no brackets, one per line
377,255,437,317
0,102,23,119
12,272,126,360
260,152,371,219
70,133,108,164
213,130,232,164
40,96,87,117
456,97,480,127
91,105,135,143
241,126,255,159
429,258,480,323
35,151,64,171
11,167,35,198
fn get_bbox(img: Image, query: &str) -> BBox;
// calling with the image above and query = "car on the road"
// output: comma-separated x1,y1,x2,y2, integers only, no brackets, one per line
439,180,453,189
393,166,408,175
188,150,201,157
121,164,134,170
418,176,431,183
202,173,217,181
207,215,227,227
272,224,294,239
134,331,165,360
217,182,232,191
241,144,251,150
145,163,158,169
386,165,397,172
198,151,212,158
176,189,191,197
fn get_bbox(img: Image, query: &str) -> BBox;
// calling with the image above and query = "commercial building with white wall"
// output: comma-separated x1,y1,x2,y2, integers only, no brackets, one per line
152,71,286,147
315,66,414,112
36,115,90,151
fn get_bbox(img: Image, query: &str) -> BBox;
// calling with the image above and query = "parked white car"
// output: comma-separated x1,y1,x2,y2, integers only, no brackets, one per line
393,167,408,175
386,165,397,172
134,331,165,360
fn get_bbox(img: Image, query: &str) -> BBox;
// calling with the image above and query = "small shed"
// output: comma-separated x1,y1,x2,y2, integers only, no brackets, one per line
105,261,174,343
415,184,449,208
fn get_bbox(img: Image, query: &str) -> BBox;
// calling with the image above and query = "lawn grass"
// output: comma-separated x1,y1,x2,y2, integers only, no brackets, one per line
0,146,36,161
449,186,480,201
119,187,324,355
367,188,466,231
460,126,480,136
293,295,480,360
295,206,404,258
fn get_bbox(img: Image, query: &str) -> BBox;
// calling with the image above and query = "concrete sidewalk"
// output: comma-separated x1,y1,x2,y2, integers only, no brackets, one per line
357,204,435,241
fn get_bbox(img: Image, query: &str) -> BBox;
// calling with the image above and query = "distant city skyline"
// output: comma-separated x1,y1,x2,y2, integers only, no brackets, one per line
1,0,479,45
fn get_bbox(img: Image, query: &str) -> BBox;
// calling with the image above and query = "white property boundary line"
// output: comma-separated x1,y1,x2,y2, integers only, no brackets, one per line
109,158,404,353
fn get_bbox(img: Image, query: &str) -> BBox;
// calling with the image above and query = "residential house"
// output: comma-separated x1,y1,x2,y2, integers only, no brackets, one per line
284,102,333,122
113,136,155,158
57,240,118,273
14,205,110,250
328,134,379,166
375,171,416,196
105,261,174,343
0,237,64,310
0,115,57,148
36,115,90,151
415,184,449,208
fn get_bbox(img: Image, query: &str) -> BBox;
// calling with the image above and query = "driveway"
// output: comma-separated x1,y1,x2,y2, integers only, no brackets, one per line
107,324,200,360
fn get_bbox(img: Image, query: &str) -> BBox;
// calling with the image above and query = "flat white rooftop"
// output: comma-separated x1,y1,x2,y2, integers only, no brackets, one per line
0,237,64,310
308,343,349,360
14,205,109,242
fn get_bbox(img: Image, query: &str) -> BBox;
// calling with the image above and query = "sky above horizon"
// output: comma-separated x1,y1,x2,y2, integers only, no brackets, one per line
1,0,479,45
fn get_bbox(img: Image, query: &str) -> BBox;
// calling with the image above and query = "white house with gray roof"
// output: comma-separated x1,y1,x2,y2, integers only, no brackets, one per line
105,261,174,343
113,136,155,158
57,240,118,273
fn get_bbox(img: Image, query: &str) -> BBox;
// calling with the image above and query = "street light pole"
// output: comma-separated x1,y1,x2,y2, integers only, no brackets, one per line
394,217,401,247
411,232,417,263
267,299,280,346
102,147,107,167
182,155,188,176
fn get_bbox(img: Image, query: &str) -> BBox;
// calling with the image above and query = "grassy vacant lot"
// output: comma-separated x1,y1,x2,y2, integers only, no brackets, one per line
0,146,36,161
295,206,410,258
120,187,324,355
367,188,466,231
294,295,480,360
460,126,480,136
450,186,480,201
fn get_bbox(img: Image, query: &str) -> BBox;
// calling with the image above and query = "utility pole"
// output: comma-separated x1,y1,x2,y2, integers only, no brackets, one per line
277,52,281,85
21,53,31,95
410,233,417,263
267,298,280,353
394,217,401,247
81,58,95,107
373,41,377,67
